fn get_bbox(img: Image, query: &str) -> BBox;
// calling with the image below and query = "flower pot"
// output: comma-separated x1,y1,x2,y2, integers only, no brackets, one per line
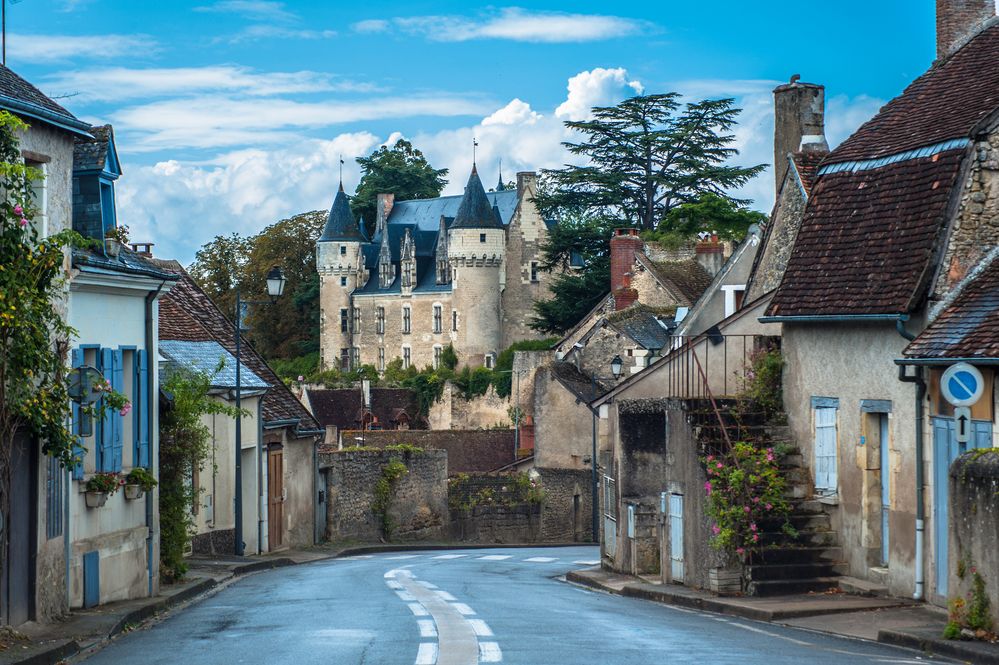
124,484,144,500
709,566,743,595
85,491,109,508
104,238,121,258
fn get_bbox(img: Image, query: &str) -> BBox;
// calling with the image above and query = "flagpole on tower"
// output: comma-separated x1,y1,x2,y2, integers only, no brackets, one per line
472,138,478,167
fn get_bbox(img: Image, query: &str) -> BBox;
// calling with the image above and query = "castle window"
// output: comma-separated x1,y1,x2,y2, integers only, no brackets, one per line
479,233,486,243
340,348,350,371
378,347,385,372
376,306,385,335
339,245,347,256
402,346,411,369
340,277,347,287
530,261,539,283
485,353,495,369
452,310,458,332
433,305,442,334
433,345,442,370
402,306,411,334
340,308,349,333
352,307,360,332
351,347,360,369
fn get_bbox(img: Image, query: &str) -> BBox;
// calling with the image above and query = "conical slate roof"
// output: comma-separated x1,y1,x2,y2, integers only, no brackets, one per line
319,184,366,242
450,166,504,229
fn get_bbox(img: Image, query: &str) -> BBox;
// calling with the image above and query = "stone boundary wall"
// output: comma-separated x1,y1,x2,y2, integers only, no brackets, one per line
321,449,447,542
450,504,540,543
535,467,593,543
190,528,236,556
950,451,999,610
343,429,515,474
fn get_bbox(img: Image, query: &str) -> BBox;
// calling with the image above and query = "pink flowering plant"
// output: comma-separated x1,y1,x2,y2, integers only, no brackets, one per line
85,471,125,494
702,442,795,562
740,347,784,419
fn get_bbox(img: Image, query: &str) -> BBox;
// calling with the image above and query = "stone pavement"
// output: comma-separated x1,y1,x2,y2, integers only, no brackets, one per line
567,566,999,664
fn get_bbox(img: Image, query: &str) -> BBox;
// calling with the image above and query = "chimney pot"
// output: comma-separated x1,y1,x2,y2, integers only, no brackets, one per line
773,79,827,196
937,0,995,59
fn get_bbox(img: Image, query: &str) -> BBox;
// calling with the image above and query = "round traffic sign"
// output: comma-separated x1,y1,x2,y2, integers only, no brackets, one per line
941,362,985,407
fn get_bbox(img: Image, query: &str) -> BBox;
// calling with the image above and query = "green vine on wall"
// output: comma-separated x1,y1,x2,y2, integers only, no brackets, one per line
373,457,409,540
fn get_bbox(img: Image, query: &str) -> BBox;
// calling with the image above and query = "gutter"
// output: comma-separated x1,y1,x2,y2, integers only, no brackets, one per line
0,94,93,137
895,357,999,366
144,280,168,596
759,314,909,324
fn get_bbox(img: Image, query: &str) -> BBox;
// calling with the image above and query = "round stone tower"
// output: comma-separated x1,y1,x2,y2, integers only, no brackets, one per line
448,165,506,367
316,182,367,371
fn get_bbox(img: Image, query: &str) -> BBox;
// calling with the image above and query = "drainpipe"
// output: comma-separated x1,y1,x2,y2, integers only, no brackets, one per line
258,409,267,553
896,318,925,600
145,281,167,595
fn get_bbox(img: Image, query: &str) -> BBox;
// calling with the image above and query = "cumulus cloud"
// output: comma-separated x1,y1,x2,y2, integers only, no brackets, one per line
355,8,650,43
6,33,158,64
555,68,644,121
482,99,541,126
43,66,376,103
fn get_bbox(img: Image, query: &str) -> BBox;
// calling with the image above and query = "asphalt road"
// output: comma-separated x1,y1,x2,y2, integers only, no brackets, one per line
79,546,954,664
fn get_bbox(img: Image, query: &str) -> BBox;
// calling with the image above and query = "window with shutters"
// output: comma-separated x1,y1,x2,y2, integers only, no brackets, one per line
813,400,839,494
402,306,411,334
26,159,47,238
46,454,63,538
433,305,442,333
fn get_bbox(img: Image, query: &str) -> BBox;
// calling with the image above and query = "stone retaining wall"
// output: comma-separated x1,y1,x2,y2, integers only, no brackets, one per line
950,450,999,611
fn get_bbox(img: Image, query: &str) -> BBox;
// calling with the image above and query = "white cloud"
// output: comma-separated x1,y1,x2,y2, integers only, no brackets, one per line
194,1,296,22
225,24,337,43
357,8,650,43
109,94,496,151
555,67,644,121
43,66,376,103
482,99,541,126
6,33,157,64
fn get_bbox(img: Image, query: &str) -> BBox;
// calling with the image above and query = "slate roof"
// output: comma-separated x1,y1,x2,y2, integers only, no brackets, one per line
550,362,611,401
73,125,114,173
904,252,999,359
319,185,366,242
159,340,269,390
608,309,674,351
641,256,713,305
0,64,90,136
767,22,999,318
449,167,505,229
72,246,179,281
153,259,321,433
306,388,424,430
385,190,517,232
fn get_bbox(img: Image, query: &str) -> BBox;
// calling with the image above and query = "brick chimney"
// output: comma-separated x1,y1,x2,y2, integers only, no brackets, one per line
376,193,395,234
937,0,995,59
772,76,827,196
610,228,642,294
695,234,725,277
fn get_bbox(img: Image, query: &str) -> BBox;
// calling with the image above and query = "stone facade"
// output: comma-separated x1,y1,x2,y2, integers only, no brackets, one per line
428,382,512,430
450,504,541,543
321,448,448,542
949,451,999,612
340,429,516,474
746,166,807,302
535,467,593,543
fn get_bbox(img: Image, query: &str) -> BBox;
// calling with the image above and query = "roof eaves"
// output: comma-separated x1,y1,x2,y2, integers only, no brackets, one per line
0,94,91,137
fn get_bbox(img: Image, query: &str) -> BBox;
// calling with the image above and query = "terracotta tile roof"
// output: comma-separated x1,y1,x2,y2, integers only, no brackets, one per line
791,151,824,196
153,259,320,433
306,388,424,431
642,256,713,305
904,252,999,359
830,22,999,162
768,149,966,317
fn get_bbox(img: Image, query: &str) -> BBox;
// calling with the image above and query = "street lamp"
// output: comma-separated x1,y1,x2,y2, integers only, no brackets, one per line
590,354,623,545
233,265,286,556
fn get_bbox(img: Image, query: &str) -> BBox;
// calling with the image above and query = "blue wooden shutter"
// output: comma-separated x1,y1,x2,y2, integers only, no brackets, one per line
136,349,149,467
973,420,993,450
111,348,124,471
99,347,114,471
71,348,85,480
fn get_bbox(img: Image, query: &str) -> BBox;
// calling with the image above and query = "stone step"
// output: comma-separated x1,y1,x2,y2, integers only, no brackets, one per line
784,484,809,499
760,512,831,532
747,576,842,597
747,561,849,581
779,453,804,469
748,546,844,565
838,575,889,597
762,529,838,547
791,499,827,515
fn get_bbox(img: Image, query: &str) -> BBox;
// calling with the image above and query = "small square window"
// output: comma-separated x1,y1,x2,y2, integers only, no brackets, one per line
530,261,539,282
479,233,486,243
339,245,347,256
340,277,347,287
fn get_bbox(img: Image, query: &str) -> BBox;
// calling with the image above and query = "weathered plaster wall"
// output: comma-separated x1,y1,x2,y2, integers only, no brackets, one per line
949,451,999,611
282,434,317,548
322,449,447,542
677,237,759,338
532,366,593,469
429,382,513,430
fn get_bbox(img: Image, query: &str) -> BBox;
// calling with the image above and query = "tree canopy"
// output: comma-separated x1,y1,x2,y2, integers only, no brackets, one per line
351,139,448,236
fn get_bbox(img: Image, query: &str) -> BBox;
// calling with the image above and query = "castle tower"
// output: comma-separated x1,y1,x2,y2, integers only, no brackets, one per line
317,182,367,370
448,165,505,367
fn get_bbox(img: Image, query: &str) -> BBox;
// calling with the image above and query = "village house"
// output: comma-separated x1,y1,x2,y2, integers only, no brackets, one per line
316,166,553,373
304,385,426,446
763,1,999,605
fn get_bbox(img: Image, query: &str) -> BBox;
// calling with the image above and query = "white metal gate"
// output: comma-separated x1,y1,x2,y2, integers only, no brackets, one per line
814,406,838,493
669,493,684,583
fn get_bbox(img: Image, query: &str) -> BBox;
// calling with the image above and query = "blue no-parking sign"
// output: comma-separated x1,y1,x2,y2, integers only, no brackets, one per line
941,362,985,408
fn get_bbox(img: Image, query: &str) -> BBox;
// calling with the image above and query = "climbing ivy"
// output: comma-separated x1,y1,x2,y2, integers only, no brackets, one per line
372,458,409,540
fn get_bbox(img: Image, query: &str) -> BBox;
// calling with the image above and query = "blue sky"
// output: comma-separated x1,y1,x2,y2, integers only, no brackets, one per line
11,0,952,262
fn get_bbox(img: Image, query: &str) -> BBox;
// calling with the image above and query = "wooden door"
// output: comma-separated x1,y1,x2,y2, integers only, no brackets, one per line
2,431,36,625
268,448,284,550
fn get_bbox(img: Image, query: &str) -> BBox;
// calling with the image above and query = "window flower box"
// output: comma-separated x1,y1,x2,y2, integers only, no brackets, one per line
85,491,109,508
124,484,144,500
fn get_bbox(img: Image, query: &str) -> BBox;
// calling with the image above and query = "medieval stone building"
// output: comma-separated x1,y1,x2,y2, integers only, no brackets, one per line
316,166,552,372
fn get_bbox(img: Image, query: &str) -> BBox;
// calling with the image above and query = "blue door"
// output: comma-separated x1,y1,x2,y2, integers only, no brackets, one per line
933,417,992,597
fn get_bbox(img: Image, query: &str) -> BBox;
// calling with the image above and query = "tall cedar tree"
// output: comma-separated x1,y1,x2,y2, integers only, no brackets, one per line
530,94,764,334
351,139,448,237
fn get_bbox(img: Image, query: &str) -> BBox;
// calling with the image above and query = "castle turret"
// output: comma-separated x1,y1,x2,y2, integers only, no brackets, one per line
317,182,366,370
448,165,505,367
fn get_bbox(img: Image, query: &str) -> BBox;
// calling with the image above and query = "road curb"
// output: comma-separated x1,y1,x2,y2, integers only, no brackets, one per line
878,628,999,664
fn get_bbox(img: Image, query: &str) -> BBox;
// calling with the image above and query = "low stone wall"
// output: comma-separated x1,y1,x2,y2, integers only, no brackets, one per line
950,450,999,610
321,448,448,542
450,504,541,543
191,528,236,556
343,429,515,473
536,467,593,542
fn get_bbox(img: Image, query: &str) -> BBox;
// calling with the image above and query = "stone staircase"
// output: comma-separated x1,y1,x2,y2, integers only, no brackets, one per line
686,401,848,597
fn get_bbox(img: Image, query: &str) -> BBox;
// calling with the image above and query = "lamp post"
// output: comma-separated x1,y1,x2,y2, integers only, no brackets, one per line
234,265,286,556
590,354,623,545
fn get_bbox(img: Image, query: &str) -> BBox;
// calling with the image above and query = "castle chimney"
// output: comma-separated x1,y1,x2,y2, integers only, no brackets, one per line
610,228,642,294
772,77,827,196
375,193,395,234
516,171,537,194
937,0,994,59
695,234,725,277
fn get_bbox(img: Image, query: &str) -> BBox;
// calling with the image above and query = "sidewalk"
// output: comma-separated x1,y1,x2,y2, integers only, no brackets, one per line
1,541,582,665
567,567,999,664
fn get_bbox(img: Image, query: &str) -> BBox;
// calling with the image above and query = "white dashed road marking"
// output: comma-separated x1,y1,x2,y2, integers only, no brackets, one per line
435,590,457,601
396,590,417,602
417,581,439,589
415,643,438,665
467,619,493,637
450,603,475,616
408,603,429,617
478,555,512,560
523,557,558,562
479,642,503,663
433,554,468,559
573,560,600,565
417,620,437,638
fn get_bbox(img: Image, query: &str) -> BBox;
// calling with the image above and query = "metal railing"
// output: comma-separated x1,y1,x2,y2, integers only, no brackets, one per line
655,333,773,400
